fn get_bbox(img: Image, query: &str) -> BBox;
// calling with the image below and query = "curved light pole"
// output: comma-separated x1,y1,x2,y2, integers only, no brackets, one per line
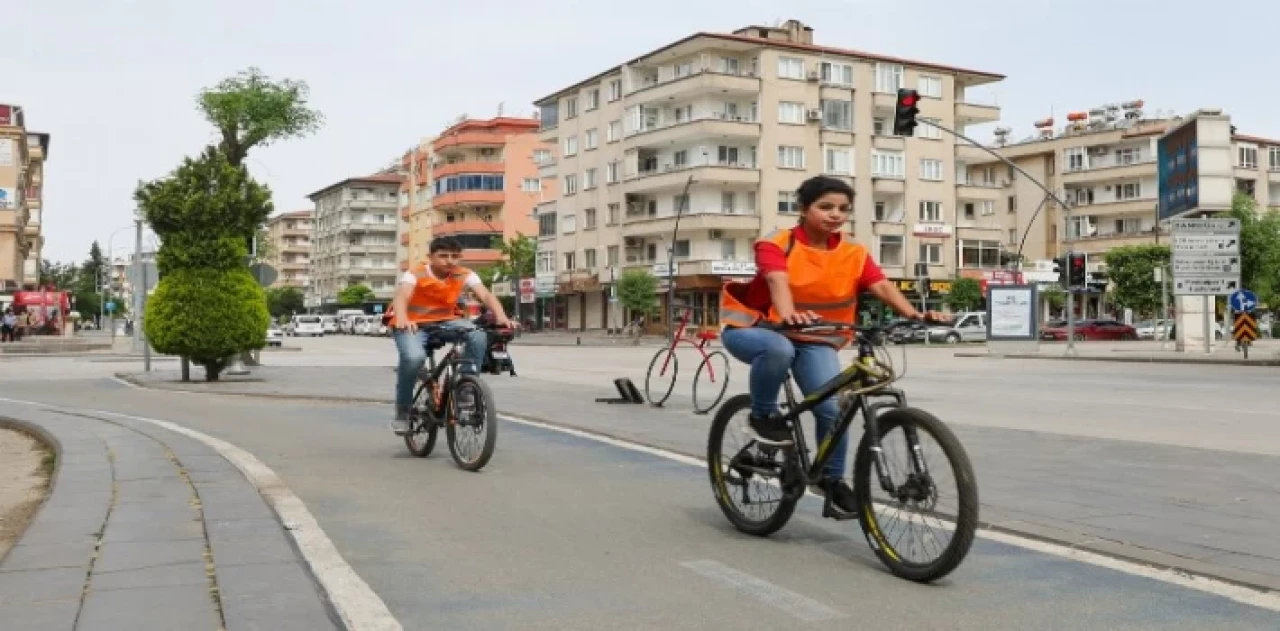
664,149,709,342
104,224,137,339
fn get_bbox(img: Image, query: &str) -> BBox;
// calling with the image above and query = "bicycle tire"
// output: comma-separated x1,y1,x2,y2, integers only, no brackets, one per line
403,381,439,458
706,394,799,537
852,406,978,583
445,374,498,472
644,348,679,406
692,351,731,414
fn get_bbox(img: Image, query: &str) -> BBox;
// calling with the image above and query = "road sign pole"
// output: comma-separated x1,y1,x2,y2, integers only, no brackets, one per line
1203,296,1212,355
1065,289,1077,356
1160,266,1170,349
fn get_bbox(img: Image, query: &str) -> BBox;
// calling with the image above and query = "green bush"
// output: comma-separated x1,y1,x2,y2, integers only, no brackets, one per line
144,268,269,381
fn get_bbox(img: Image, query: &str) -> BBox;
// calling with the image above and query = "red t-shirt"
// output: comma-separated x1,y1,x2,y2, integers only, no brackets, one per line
738,226,885,312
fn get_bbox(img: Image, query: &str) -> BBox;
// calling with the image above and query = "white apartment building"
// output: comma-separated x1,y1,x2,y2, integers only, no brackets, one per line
305,174,402,308
532,19,1004,332
967,103,1280,318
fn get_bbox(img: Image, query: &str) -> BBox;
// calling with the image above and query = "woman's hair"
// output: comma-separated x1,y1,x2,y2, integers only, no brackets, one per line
796,175,854,209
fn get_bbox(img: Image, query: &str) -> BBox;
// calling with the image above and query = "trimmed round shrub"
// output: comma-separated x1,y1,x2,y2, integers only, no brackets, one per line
144,268,269,380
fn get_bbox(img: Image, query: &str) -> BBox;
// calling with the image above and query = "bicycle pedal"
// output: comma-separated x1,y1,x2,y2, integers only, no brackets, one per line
821,499,859,522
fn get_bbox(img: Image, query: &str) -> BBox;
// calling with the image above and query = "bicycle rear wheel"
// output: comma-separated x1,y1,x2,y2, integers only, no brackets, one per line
852,406,978,582
692,351,731,415
403,381,439,458
644,348,679,406
706,394,799,537
445,374,498,472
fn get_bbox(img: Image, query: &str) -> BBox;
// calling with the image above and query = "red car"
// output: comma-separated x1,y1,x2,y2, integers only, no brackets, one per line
1040,319,1138,341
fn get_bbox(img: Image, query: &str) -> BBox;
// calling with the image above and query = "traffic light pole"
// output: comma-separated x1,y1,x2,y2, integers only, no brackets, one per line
914,118,1079,356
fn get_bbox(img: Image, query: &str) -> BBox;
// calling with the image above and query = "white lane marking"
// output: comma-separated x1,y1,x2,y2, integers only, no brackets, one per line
679,559,847,621
0,395,401,631
96,383,1280,612
496,412,1280,613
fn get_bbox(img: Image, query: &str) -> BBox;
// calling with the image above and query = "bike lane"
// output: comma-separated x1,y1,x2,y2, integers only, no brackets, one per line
2,376,1278,629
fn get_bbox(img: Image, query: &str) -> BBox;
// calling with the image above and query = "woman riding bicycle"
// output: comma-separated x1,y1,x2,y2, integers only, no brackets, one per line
719,175,946,514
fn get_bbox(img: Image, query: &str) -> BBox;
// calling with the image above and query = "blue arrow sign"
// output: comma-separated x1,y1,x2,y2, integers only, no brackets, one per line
1229,289,1258,313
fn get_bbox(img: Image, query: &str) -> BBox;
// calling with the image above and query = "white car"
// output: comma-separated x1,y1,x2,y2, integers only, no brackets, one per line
265,324,283,347
289,315,325,337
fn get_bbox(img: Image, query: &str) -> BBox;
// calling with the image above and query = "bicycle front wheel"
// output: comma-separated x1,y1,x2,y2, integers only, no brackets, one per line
853,406,978,583
445,374,498,472
692,351,731,414
644,348,679,406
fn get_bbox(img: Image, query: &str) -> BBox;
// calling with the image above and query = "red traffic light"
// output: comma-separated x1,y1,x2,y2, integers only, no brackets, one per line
900,94,918,107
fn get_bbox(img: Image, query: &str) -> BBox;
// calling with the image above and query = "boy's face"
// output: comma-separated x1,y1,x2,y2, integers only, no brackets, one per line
428,248,463,273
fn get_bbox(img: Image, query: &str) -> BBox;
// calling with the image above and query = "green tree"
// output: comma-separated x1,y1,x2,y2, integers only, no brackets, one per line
1041,288,1066,315
197,67,324,168
1226,192,1280,309
80,241,106,294
38,259,78,290
1104,244,1170,316
946,277,983,312
264,286,305,318
488,233,536,283
337,284,375,306
617,269,658,318
144,269,269,381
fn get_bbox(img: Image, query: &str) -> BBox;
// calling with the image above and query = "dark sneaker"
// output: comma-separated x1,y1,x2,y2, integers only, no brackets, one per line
391,409,410,435
820,478,859,514
747,413,793,446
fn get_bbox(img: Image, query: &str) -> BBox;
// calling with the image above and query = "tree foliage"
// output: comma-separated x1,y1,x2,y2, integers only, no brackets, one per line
197,67,324,167
617,269,658,316
488,233,536,282
144,269,269,380
1226,192,1280,309
1104,244,1170,316
338,284,376,306
38,259,78,290
265,286,305,318
946,277,983,312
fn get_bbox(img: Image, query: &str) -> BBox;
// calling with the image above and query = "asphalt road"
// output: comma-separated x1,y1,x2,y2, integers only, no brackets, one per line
3,348,1280,628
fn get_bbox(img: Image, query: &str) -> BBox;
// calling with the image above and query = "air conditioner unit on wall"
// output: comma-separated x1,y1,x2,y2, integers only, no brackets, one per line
806,109,822,121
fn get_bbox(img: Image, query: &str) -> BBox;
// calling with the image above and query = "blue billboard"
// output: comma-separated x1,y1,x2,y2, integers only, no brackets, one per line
1157,121,1199,220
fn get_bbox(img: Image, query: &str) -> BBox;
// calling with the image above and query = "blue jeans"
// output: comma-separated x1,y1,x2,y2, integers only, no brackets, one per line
393,319,487,412
721,326,847,479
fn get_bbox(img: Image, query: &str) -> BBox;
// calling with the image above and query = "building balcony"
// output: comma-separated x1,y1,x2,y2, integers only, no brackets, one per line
956,144,993,163
623,162,759,194
538,159,557,179
434,219,505,236
433,131,508,151
955,217,1005,232
956,181,1003,201
1066,197,1158,219
620,209,760,237
956,100,1000,124
1060,158,1156,184
1064,231,1161,255
871,176,907,194
433,161,505,178
340,220,398,233
434,190,505,208
872,134,906,151
346,199,398,210
626,114,759,149
626,69,759,105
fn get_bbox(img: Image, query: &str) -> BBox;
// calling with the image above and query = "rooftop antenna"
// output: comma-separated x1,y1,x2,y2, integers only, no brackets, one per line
497,102,504,116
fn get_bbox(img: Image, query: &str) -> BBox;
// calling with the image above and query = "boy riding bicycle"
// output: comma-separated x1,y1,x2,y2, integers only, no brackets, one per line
720,176,946,515
388,236,516,435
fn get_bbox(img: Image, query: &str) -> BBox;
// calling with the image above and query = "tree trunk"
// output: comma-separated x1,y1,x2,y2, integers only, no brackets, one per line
181,357,190,382
205,359,224,382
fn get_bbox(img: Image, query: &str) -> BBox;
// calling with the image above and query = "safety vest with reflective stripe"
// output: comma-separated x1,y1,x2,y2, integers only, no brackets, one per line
403,263,473,324
719,229,867,349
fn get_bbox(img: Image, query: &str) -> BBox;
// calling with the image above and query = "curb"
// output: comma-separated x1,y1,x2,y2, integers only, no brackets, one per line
0,416,60,568
954,352,1280,366
114,373,1280,595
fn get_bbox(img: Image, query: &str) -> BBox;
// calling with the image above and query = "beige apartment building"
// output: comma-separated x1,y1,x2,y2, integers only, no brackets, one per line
965,104,1280,318
262,210,313,289
0,104,51,299
532,19,1004,332
305,174,402,309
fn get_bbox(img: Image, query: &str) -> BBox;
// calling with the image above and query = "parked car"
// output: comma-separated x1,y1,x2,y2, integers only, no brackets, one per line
288,315,325,337
320,315,339,335
265,324,283,347
1040,319,1138,341
1134,319,1171,340
926,311,987,344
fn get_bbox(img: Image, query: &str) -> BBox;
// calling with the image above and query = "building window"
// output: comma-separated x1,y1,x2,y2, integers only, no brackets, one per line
777,56,804,80
606,161,620,184
585,89,599,110
1008,228,1017,244
522,178,541,192
584,129,598,150
584,248,597,268
917,75,942,98
919,200,943,222
778,190,798,214
563,174,578,195
918,242,942,265
820,99,852,130
959,240,1002,268
878,235,904,266
918,118,942,140
584,169,598,189
1008,196,1017,213
584,208,597,229
777,145,805,169
537,250,555,272
824,146,853,175
871,150,905,178
606,203,619,225
919,159,943,181
533,149,552,164
1117,182,1141,201
538,213,557,238
673,239,691,258
1270,146,1280,170
778,101,805,124
820,62,853,86
561,213,577,234
433,174,505,195
563,136,578,157
1239,146,1258,169
874,63,903,93
564,252,576,269
980,200,995,215
607,121,621,142
565,97,578,119
1065,147,1085,171
607,245,619,265
608,80,622,102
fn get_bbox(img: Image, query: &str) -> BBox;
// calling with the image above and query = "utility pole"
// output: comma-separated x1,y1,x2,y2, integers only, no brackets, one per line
665,169,698,342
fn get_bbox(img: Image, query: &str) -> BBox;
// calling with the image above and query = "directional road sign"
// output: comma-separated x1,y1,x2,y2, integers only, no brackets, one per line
1171,218,1241,296
1229,289,1258,313
1233,311,1259,343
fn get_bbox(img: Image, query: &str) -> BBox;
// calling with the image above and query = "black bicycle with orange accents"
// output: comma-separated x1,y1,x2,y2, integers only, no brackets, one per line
402,323,503,471
704,319,978,583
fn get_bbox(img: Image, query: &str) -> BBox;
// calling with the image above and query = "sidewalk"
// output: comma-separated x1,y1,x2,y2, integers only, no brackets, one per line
119,365,1280,594
0,404,338,630
959,339,1280,366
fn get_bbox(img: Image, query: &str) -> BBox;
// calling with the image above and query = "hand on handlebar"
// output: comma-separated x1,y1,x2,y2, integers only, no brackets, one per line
914,311,951,325
393,313,417,333
778,310,821,326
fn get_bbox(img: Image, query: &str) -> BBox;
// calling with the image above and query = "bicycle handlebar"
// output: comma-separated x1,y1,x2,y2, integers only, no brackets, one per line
757,315,950,339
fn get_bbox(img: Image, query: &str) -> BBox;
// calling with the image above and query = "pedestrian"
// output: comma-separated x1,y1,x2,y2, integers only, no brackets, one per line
1,309,15,343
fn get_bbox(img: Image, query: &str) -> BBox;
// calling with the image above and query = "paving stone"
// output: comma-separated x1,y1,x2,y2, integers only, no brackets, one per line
0,600,80,630
101,514,204,542
93,539,206,574
208,531,298,567
113,478,193,505
106,502,200,525
112,458,181,481
0,567,86,605
0,541,98,572
216,562,337,631
205,518,286,542
92,561,208,591
77,583,220,631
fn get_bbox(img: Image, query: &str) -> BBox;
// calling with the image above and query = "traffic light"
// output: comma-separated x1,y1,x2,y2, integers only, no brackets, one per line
893,88,921,136
1052,256,1067,287
1068,252,1088,288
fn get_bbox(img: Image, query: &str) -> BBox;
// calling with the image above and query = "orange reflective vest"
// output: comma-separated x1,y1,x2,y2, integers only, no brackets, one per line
720,229,867,348
400,263,473,324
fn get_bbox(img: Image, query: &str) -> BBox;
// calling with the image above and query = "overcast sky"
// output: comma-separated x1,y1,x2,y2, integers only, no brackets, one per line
7,0,1276,263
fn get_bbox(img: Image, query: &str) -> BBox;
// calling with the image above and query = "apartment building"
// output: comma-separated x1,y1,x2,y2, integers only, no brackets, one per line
532,19,1004,332
397,118,546,279
262,210,313,289
965,103,1280,317
305,174,402,308
0,104,51,298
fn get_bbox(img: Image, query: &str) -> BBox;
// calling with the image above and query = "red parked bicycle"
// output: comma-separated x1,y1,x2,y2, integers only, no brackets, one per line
644,308,731,414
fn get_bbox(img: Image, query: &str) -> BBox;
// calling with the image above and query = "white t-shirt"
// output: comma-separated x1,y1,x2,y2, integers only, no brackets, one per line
399,267,482,290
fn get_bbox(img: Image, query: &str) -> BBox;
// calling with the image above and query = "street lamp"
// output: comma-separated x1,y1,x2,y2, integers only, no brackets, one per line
665,149,709,342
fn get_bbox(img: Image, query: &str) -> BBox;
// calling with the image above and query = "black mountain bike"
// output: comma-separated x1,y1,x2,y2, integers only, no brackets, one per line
402,324,500,471
706,320,979,582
